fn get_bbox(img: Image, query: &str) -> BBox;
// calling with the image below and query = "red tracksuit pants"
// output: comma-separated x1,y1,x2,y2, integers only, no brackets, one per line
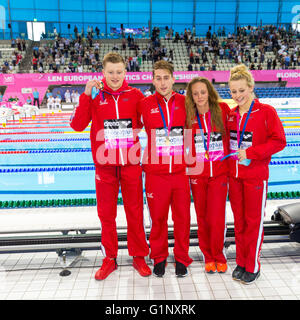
229,177,267,273
145,172,193,267
95,164,149,258
190,174,228,264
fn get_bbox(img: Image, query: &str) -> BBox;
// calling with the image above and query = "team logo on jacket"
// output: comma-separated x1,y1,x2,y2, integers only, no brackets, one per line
99,99,108,105
146,192,154,199
150,107,159,114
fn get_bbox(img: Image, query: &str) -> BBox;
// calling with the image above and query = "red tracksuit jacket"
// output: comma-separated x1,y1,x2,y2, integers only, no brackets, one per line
70,79,144,167
227,99,286,180
138,91,187,175
187,102,231,178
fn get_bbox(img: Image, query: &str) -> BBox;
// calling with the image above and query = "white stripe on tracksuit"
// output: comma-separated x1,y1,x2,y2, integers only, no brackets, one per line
254,180,267,273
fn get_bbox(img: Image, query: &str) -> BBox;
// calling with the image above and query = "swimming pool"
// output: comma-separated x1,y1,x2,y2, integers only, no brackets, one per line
0,109,299,207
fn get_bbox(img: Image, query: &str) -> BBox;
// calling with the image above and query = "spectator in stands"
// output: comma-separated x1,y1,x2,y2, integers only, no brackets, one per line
32,56,38,71
74,25,78,37
284,55,290,68
55,55,61,69
189,50,194,64
267,58,272,70
17,39,22,51
22,39,26,51
194,51,200,64
11,52,17,66
173,32,180,43
38,65,44,73
95,26,100,38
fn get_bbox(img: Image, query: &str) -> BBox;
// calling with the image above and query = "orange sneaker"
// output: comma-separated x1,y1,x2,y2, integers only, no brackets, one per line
216,262,228,273
205,262,216,274
133,257,152,277
95,257,117,280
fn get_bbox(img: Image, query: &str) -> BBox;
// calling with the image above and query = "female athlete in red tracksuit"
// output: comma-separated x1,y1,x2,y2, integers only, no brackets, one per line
185,77,230,274
70,54,150,280
138,61,193,277
228,64,286,284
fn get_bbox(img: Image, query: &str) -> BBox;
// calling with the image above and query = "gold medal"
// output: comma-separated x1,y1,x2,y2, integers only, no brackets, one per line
99,81,104,90
165,136,170,146
205,151,209,160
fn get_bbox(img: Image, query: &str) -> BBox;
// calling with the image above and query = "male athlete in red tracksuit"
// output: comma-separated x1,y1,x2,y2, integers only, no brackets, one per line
70,57,150,280
188,102,230,269
139,62,193,277
227,99,286,277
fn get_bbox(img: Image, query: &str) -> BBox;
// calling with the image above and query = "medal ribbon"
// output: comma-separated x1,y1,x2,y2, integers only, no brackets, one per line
156,96,176,142
236,100,254,148
220,100,254,161
196,110,211,158
91,86,130,101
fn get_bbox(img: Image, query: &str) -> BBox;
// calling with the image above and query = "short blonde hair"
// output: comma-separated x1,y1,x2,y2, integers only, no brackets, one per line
229,64,254,87
102,52,125,67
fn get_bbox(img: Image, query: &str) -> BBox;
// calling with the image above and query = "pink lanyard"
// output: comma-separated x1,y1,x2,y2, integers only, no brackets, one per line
196,110,211,158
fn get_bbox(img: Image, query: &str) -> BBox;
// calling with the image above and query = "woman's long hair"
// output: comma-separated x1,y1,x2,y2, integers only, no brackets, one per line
185,77,225,135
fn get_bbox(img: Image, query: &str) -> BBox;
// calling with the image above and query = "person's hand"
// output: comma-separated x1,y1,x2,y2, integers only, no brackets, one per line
84,80,103,96
237,149,247,161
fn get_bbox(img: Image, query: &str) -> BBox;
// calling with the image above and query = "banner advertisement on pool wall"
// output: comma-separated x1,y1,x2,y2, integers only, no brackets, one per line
1,69,300,104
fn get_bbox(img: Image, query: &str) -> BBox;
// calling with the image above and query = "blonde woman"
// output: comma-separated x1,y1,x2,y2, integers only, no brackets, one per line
227,64,286,284
185,77,230,274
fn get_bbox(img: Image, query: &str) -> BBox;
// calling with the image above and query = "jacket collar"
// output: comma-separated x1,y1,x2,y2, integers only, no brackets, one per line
232,98,260,114
154,91,176,104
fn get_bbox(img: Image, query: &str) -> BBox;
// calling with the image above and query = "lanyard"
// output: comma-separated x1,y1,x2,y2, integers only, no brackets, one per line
91,87,127,101
236,100,254,148
156,96,176,141
196,110,211,157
